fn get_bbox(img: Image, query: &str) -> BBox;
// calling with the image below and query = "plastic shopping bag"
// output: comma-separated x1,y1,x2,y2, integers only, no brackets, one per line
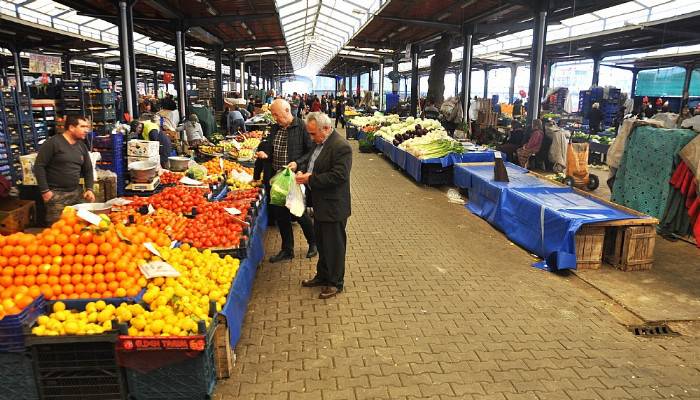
286,181,306,217
269,167,293,206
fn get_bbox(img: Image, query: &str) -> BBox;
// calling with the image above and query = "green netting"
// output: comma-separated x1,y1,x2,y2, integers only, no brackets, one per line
611,126,697,219
635,67,686,97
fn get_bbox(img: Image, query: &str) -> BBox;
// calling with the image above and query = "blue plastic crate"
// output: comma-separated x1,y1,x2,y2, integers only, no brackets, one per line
91,133,124,149
0,295,46,352
0,351,39,400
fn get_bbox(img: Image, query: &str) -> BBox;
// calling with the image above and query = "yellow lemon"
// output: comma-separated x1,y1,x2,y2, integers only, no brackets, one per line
53,302,66,313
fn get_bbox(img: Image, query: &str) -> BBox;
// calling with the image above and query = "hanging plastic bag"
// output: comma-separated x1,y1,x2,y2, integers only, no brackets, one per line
269,167,293,206
286,181,306,217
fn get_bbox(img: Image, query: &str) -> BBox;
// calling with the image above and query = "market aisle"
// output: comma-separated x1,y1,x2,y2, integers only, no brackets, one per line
216,136,700,400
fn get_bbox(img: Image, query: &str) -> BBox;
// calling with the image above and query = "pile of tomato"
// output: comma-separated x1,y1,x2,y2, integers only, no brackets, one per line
160,171,184,185
125,186,208,215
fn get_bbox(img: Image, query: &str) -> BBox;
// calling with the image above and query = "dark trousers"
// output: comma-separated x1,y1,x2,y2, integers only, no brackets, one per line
314,220,347,289
272,204,315,252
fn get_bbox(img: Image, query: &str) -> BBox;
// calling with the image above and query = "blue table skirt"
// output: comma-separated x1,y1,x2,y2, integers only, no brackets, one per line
453,163,647,271
221,199,268,347
374,137,500,182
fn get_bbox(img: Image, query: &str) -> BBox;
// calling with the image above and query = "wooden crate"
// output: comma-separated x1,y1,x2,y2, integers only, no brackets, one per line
213,320,233,380
575,225,606,269
604,225,656,271
0,198,35,234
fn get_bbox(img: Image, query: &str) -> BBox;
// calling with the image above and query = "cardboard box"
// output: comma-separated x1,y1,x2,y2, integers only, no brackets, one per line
20,154,38,186
127,139,160,157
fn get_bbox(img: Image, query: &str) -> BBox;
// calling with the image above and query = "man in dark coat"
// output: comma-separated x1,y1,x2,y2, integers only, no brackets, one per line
257,99,317,262
295,112,352,299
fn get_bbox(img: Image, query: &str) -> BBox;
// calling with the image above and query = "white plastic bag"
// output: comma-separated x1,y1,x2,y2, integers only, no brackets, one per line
286,181,306,217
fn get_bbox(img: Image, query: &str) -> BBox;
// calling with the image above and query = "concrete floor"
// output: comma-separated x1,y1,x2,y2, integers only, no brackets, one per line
215,128,700,400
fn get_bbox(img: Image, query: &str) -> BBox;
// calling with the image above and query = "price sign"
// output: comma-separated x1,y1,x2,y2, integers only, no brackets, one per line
139,261,181,279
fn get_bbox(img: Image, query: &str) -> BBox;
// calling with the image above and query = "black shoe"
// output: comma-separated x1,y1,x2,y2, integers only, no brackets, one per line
306,245,318,258
269,250,294,263
301,277,327,287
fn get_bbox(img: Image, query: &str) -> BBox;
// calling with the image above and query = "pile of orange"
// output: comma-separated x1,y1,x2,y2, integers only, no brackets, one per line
110,209,188,242
0,208,149,318
202,157,253,175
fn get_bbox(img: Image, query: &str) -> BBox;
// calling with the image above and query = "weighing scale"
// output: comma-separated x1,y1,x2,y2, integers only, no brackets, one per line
126,176,160,192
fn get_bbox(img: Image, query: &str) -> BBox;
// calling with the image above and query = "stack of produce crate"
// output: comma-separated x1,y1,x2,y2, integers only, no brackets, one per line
85,78,116,135
91,132,126,195
0,89,38,184
31,99,57,143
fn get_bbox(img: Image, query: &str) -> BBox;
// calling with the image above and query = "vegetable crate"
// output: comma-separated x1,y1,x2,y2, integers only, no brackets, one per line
604,225,656,271
0,351,39,400
574,225,606,269
0,198,35,235
116,322,217,400
27,333,127,400
0,295,45,352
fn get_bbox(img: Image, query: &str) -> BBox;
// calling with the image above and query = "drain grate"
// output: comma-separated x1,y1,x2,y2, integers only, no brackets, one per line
629,325,677,337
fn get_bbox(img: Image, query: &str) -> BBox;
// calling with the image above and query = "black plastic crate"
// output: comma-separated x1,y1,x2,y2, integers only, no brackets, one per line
91,109,117,122
87,92,115,105
118,323,217,400
0,351,39,400
421,164,454,186
28,333,126,400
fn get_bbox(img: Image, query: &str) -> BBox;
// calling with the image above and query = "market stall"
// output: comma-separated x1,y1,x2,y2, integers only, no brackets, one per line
0,150,269,399
455,161,658,271
368,116,503,185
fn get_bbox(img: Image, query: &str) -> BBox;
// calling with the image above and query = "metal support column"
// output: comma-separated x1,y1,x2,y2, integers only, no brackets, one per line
214,46,223,111
335,77,339,96
410,44,419,117
483,68,489,98
246,65,252,92
591,54,601,87
118,1,134,118
356,73,361,99
630,68,639,99
175,29,187,122
682,64,694,108
12,48,23,92
125,2,138,118
379,59,385,111
508,65,517,103
454,70,460,97
542,61,553,98
228,52,236,96
392,53,400,94
152,70,158,96
461,25,474,123
527,1,548,124
344,76,349,95
98,60,105,78
368,67,374,93
239,61,245,98
62,54,72,80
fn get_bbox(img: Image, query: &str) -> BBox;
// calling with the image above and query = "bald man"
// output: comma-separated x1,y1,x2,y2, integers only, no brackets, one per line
257,99,317,263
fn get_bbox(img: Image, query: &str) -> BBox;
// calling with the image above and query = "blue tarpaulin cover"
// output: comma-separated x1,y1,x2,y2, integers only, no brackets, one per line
375,137,500,182
454,163,647,271
221,200,268,347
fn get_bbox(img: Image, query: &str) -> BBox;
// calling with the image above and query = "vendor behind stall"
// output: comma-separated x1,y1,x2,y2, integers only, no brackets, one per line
177,113,209,147
33,115,95,225
228,105,246,134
